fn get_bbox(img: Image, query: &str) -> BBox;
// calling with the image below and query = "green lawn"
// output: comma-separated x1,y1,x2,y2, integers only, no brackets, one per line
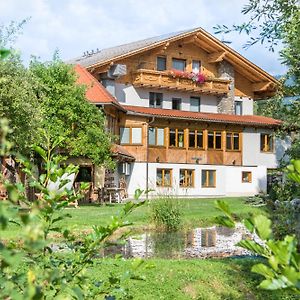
2,197,263,239
2,198,297,299
89,258,295,300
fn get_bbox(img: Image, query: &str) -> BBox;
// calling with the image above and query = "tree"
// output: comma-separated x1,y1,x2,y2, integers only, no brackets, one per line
0,20,41,155
30,57,113,167
0,56,41,155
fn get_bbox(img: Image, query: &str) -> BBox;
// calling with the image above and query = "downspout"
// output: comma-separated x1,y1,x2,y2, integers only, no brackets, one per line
146,117,155,200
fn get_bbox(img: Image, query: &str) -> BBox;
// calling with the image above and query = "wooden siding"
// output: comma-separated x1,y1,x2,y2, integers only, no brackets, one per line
118,115,243,165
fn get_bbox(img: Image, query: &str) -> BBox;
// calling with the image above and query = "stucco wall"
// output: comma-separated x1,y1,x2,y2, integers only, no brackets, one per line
115,83,218,113
242,128,277,168
234,96,253,115
126,162,266,198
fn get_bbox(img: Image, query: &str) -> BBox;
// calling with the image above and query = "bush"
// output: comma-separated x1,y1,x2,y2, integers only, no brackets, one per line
150,196,182,231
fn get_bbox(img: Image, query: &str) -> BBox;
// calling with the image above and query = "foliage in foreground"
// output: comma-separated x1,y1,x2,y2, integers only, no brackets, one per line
150,196,182,231
0,120,145,299
215,159,300,294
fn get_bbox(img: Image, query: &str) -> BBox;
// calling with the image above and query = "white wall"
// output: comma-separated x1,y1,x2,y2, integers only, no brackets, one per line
234,96,253,115
243,128,277,168
126,162,266,198
115,83,218,113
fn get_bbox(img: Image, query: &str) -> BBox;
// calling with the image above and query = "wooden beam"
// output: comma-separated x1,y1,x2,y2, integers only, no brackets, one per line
252,81,271,92
207,51,226,63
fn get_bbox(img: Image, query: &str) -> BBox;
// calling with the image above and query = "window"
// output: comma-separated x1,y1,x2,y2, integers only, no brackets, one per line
188,130,203,149
226,132,240,151
149,92,163,108
120,127,130,144
172,98,182,110
192,60,201,73
148,127,165,146
120,127,142,145
208,131,222,150
75,166,92,182
242,171,252,183
190,97,200,112
156,169,172,187
172,58,186,71
169,129,185,148
202,170,216,188
180,169,195,188
234,101,243,115
157,56,167,71
260,133,274,152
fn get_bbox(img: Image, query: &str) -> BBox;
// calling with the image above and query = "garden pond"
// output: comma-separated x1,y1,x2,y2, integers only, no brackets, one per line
101,224,259,259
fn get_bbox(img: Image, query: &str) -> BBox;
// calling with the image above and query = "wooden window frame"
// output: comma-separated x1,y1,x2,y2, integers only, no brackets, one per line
149,127,165,147
120,126,143,146
242,171,252,183
260,133,274,153
207,131,223,150
156,168,172,187
156,56,167,71
226,132,241,151
179,169,195,188
188,129,204,149
192,60,201,73
169,128,185,148
202,170,216,188
172,58,187,71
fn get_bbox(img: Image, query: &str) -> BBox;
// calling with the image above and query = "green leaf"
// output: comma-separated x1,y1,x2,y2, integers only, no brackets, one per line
215,215,235,228
251,263,274,278
252,215,272,240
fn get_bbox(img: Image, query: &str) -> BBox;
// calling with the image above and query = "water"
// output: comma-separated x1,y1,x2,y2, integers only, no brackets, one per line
102,224,257,259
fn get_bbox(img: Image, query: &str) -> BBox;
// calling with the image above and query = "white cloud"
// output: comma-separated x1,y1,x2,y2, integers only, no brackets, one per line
0,0,285,74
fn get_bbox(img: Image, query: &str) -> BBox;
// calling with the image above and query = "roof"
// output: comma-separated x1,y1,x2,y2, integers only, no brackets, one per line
111,144,135,160
123,105,282,127
69,27,278,85
69,29,192,67
74,64,122,107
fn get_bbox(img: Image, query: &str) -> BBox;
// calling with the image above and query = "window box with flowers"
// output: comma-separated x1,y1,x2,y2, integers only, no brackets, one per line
168,69,206,84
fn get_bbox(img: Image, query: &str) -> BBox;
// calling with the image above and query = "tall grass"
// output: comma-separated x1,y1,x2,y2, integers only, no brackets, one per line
150,196,182,231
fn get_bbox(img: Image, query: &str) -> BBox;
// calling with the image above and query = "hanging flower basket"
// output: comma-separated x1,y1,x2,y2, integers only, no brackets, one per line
168,69,206,84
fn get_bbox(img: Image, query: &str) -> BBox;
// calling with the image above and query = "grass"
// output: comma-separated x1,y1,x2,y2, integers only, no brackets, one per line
89,258,296,300
2,197,263,239
1,197,297,299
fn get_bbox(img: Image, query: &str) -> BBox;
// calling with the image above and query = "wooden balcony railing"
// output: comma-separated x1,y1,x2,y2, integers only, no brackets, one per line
132,69,230,96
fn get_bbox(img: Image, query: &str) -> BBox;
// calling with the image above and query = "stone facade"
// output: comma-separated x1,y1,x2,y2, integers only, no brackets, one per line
217,61,235,114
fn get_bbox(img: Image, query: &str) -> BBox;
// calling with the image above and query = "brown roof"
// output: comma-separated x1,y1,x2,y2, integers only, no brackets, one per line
74,64,122,107
123,105,282,127
111,144,135,160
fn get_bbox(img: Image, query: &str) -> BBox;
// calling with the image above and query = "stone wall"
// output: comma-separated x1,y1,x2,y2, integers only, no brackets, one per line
217,61,235,114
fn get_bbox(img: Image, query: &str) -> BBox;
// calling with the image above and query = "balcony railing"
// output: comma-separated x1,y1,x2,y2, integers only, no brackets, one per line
131,69,230,96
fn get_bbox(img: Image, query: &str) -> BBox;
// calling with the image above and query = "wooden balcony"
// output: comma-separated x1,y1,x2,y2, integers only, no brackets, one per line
131,69,230,96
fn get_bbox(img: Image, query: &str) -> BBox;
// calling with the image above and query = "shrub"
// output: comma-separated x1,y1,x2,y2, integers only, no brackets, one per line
150,196,182,231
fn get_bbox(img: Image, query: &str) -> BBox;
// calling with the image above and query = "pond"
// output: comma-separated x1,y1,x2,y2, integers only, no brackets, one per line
102,224,258,259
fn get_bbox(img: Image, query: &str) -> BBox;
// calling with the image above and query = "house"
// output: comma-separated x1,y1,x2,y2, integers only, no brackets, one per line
70,27,286,198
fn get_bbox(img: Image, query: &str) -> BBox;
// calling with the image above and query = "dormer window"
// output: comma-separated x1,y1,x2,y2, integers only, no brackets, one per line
172,58,186,71
157,56,167,71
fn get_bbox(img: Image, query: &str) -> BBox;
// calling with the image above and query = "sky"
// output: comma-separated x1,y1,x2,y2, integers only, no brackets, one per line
0,0,286,75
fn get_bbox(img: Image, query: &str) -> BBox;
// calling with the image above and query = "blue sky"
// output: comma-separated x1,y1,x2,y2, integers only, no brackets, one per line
0,0,286,75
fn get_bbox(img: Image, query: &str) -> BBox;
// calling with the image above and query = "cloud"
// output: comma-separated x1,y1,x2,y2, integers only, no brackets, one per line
0,0,285,74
